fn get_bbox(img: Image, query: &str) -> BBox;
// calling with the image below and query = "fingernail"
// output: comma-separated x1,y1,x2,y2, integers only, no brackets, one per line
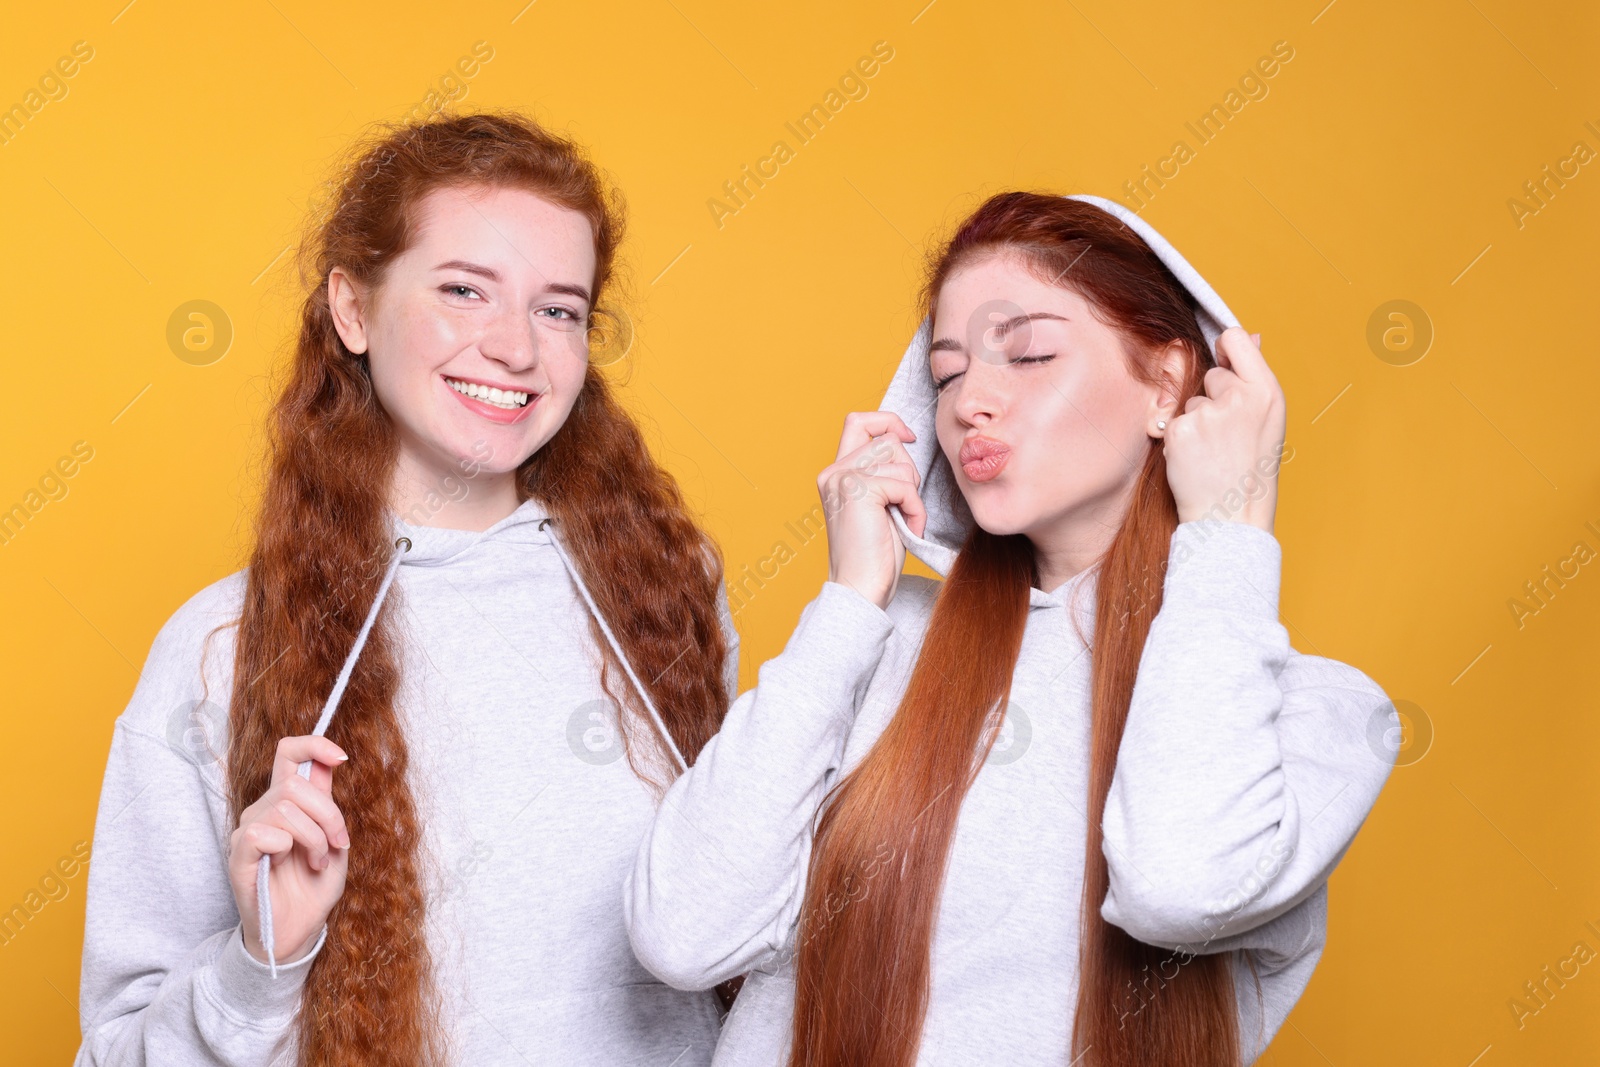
335,749,349,761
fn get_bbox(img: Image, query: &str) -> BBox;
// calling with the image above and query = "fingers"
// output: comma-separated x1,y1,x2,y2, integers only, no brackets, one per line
1213,327,1272,384
876,475,928,537
271,735,348,791
237,773,351,872
273,795,336,871
243,783,347,876
278,774,352,853
821,461,921,517
1203,325,1277,400
232,820,293,871
836,411,916,462
234,820,292,865
840,460,919,488
821,430,921,501
1202,364,1236,401
840,434,920,487
237,737,353,877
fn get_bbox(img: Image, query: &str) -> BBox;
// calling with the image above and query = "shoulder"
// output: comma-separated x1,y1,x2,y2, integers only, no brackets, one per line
703,540,740,641
153,570,249,650
117,570,248,742
703,545,742,700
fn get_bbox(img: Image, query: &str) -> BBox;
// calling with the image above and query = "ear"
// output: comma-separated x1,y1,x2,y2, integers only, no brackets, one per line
1147,338,1190,431
328,267,372,355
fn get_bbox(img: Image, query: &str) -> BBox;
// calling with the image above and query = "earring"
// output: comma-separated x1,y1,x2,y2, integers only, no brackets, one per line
1156,420,1167,431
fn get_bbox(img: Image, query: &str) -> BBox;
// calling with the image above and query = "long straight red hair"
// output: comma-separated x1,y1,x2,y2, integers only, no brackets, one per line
789,192,1261,1066
221,112,730,1067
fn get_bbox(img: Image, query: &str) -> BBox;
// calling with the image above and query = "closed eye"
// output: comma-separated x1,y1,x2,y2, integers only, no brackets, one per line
936,353,1054,390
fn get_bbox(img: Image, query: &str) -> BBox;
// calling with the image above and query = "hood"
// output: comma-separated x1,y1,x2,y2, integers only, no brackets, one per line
880,193,1241,583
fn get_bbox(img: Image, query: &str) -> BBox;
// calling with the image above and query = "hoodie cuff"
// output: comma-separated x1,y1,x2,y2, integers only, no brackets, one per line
208,923,327,1020
792,582,895,668
758,581,896,714
1162,520,1282,622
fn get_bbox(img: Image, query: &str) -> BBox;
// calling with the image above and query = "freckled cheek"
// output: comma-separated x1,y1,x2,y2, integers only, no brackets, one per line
419,307,473,351
385,305,474,369
546,330,590,389
1018,383,1124,478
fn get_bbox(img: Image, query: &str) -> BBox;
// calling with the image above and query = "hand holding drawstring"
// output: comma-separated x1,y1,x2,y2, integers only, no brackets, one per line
231,536,410,977
227,735,352,969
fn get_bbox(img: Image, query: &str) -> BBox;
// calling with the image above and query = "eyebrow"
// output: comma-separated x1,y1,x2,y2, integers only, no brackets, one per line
432,260,592,303
928,311,1068,353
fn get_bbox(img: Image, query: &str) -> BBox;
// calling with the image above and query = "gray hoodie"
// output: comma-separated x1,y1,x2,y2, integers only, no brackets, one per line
625,195,1400,1065
76,498,737,1065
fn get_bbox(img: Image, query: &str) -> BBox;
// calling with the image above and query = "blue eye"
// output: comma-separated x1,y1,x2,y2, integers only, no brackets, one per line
442,284,482,300
537,306,579,320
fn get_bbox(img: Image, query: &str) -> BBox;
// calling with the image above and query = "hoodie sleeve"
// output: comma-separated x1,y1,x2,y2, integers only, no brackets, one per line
625,580,898,991
1098,519,1398,951
76,583,327,1067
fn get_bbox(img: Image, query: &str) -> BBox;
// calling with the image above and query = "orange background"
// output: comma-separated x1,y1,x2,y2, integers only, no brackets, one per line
1,0,1596,1062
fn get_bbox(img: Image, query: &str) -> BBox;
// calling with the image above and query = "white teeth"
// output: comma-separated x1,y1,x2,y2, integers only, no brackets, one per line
446,377,529,409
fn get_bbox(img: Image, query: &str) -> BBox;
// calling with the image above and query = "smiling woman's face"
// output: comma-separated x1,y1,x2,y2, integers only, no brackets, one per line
331,182,597,490
929,251,1173,563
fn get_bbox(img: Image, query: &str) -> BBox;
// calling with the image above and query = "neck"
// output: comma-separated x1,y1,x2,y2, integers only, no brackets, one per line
1027,487,1134,595
1031,540,1103,597
389,448,521,532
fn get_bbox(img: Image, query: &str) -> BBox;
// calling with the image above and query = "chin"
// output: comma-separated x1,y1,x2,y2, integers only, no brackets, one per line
429,421,523,470
474,432,545,471
962,495,1035,539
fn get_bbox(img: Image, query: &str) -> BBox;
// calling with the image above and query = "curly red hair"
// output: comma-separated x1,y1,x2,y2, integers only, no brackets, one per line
223,111,730,1066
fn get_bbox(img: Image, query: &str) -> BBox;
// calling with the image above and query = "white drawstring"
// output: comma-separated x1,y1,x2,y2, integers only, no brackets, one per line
256,536,411,978
539,518,690,775
254,518,685,976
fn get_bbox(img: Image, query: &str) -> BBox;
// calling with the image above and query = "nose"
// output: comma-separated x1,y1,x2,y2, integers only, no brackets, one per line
478,303,542,373
949,359,1006,428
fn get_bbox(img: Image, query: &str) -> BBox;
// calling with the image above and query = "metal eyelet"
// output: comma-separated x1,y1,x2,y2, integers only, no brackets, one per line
395,536,412,551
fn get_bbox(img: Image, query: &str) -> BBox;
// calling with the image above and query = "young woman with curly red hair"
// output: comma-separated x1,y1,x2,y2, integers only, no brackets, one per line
76,112,735,1066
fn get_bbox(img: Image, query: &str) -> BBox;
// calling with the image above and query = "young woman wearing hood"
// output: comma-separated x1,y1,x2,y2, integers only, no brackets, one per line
626,191,1398,1067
